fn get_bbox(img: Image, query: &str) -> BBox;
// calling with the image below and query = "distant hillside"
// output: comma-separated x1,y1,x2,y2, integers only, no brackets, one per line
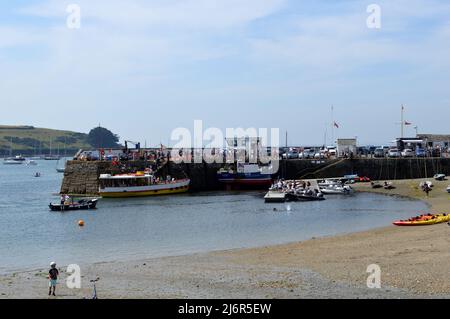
0,126,92,157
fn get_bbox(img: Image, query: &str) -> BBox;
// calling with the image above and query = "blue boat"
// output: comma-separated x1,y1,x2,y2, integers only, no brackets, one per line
217,162,273,187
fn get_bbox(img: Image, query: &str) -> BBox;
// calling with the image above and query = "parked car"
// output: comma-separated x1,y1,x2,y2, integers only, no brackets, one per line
357,146,370,156
374,148,385,158
314,151,327,159
401,149,414,157
301,149,316,159
416,148,426,157
327,148,337,156
287,150,299,159
368,146,377,154
388,148,401,158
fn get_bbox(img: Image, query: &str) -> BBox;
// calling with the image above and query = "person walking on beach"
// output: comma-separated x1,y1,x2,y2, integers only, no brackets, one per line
48,262,59,296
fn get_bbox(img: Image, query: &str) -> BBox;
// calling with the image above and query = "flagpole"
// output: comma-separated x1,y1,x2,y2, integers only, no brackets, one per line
331,105,334,145
401,104,404,138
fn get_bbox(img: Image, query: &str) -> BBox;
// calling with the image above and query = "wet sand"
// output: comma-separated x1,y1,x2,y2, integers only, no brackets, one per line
1,178,449,299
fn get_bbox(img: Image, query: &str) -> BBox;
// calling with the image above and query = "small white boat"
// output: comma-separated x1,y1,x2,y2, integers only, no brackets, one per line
434,174,446,181
447,186,450,194
26,160,38,166
320,185,353,195
317,179,342,188
3,155,26,165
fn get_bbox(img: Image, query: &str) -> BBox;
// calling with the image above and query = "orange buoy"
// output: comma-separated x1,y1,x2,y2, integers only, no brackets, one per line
78,220,85,227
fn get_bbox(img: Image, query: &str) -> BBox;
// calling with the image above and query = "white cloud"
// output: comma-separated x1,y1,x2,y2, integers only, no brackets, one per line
247,0,450,72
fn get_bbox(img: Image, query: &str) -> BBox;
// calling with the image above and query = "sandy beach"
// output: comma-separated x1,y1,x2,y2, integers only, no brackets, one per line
1,178,449,299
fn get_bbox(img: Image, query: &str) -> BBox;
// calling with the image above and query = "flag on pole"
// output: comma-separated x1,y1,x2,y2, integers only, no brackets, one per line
404,121,412,126
334,122,340,128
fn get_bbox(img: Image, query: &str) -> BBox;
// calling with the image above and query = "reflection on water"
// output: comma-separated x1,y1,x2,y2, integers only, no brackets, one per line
0,161,428,273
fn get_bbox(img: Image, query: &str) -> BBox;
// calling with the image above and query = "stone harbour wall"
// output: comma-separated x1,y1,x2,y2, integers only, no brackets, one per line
60,158,450,195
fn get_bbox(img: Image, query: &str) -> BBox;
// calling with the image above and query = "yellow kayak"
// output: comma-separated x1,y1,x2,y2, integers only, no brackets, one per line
394,214,450,226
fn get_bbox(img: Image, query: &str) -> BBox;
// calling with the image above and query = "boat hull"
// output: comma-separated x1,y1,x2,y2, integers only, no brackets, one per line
49,199,98,211
217,172,272,187
320,189,351,195
285,193,325,202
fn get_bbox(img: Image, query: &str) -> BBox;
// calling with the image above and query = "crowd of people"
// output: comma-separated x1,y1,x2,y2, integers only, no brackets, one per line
270,179,319,196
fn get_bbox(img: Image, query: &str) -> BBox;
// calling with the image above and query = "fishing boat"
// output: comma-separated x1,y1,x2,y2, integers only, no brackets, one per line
217,162,273,187
49,198,98,211
99,172,190,198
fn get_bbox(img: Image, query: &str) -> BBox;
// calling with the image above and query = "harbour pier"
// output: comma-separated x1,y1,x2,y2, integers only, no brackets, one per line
60,157,450,196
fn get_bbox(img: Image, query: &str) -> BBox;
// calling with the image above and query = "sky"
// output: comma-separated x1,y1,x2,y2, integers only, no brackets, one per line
1,0,450,147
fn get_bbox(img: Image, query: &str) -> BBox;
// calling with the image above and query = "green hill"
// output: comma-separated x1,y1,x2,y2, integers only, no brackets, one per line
0,126,92,157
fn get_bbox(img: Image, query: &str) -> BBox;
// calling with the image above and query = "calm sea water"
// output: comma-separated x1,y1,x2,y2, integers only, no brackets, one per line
0,160,428,273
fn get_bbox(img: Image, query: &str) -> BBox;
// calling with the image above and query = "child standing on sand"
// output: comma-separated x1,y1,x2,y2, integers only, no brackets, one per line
48,262,59,296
